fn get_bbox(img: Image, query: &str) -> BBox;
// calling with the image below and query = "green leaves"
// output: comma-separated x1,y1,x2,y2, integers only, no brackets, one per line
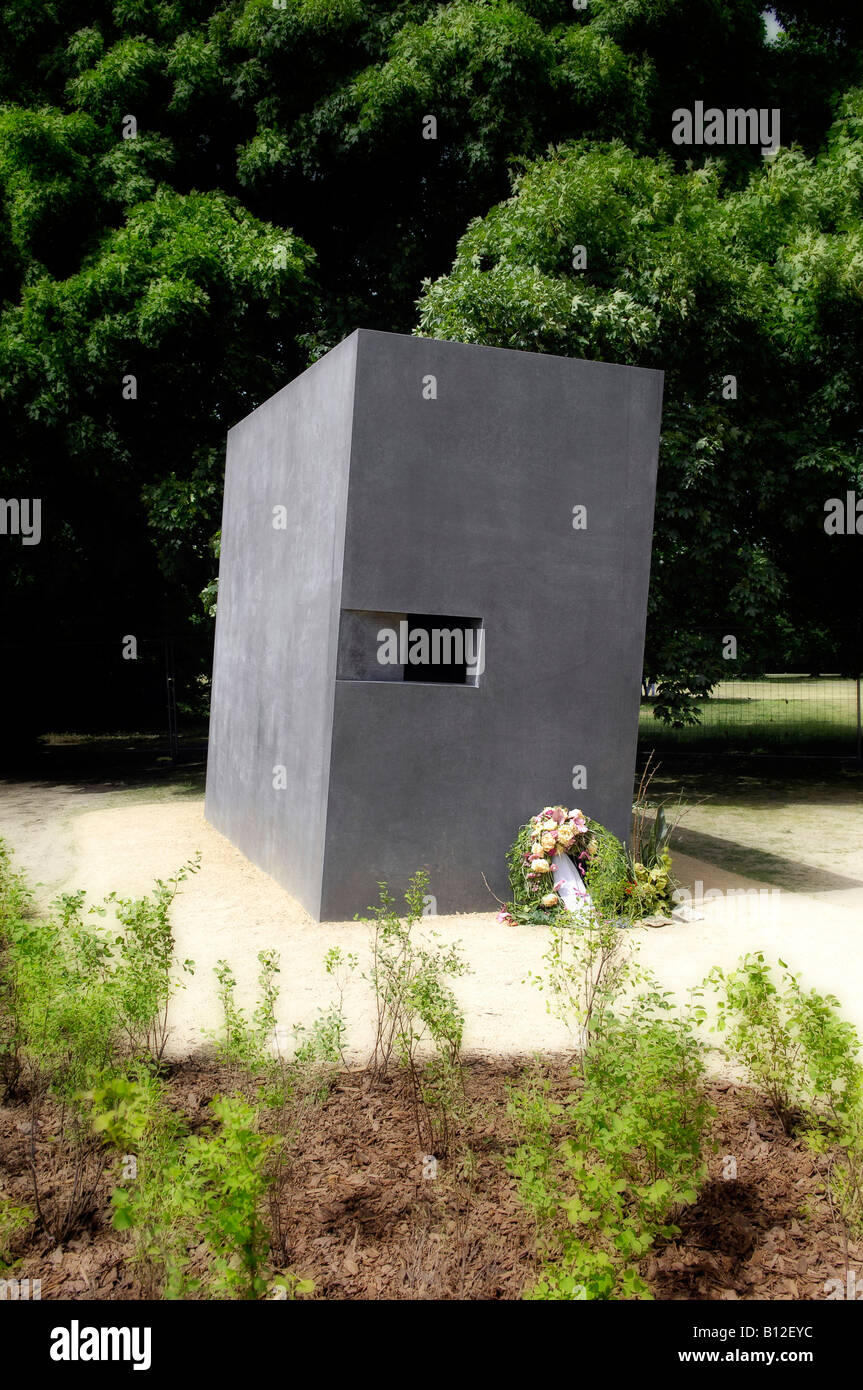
1,846,198,1100
110,1090,282,1299
67,36,164,123
363,871,469,1154
705,952,862,1130
0,106,100,273
510,997,711,1299
109,1185,134,1232
1,0,860,715
418,107,863,708
1,187,316,418
86,1074,155,1150
706,952,863,1241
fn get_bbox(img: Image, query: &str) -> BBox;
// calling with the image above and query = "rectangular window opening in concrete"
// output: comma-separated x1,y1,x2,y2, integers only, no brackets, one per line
404,613,483,685
337,609,484,686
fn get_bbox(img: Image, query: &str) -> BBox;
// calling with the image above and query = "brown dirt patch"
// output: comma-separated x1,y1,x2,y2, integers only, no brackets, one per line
3,1061,856,1301
1,1062,859,1301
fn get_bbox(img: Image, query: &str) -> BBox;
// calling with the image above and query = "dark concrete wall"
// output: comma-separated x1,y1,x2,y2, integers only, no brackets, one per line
336,609,406,682
207,328,663,921
320,331,662,918
205,332,357,917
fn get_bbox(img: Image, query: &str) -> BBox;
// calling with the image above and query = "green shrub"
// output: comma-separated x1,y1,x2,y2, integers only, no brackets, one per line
100,854,199,1059
0,839,29,941
287,946,356,1101
172,1095,279,1300
362,871,469,1156
0,844,196,1246
0,1196,33,1270
211,954,275,1072
108,1088,280,1300
705,953,861,1130
509,992,711,1300
4,854,197,1102
85,1066,168,1152
706,953,863,1240
0,839,32,1099
818,1073,863,1236
529,902,643,1049
211,944,355,1107
12,901,124,1100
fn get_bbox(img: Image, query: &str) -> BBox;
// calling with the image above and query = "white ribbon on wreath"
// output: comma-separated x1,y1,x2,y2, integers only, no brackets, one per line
551,851,592,915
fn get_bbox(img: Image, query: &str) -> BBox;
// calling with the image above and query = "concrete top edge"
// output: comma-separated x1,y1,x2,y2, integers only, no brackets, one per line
352,327,664,383
226,329,360,438
226,327,663,437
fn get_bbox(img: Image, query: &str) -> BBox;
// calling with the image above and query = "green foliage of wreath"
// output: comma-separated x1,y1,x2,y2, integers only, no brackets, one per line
502,805,677,926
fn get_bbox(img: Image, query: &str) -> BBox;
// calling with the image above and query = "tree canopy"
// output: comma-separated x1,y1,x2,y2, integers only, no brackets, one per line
0,0,860,729
418,95,863,710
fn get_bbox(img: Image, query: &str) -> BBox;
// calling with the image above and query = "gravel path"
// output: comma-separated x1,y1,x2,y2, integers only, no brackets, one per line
1,775,862,1065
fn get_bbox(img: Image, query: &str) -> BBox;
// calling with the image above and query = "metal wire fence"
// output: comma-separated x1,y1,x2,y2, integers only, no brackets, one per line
639,673,863,759
5,636,861,765
2,634,213,764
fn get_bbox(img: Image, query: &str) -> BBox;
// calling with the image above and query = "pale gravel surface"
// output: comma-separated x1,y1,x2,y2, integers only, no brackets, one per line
1,777,862,1068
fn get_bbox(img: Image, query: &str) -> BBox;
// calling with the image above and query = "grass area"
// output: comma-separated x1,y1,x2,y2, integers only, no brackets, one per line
640,675,861,754
3,731,208,791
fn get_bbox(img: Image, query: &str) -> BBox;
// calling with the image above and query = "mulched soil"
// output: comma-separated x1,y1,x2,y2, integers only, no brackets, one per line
1,1060,859,1300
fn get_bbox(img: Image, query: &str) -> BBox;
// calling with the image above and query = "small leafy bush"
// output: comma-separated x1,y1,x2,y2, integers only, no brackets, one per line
818,1072,863,1236
6,857,197,1102
705,953,861,1130
0,1195,33,1270
509,992,711,1300
289,946,356,1100
529,902,643,1048
362,870,469,1156
212,945,355,1106
0,844,196,1245
0,839,32,1099
211,952,279,1072
173,1095,278,1300
706,953,863,1237
100,855,199,1058
108,1088,280,1300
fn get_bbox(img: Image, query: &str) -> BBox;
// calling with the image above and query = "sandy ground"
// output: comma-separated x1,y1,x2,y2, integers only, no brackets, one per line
1,773,862,1066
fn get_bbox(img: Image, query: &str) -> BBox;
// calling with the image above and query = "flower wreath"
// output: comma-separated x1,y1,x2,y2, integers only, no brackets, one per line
499,804,597,925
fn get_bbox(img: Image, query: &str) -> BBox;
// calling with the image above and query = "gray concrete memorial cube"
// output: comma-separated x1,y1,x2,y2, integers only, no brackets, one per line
205,329,663,921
